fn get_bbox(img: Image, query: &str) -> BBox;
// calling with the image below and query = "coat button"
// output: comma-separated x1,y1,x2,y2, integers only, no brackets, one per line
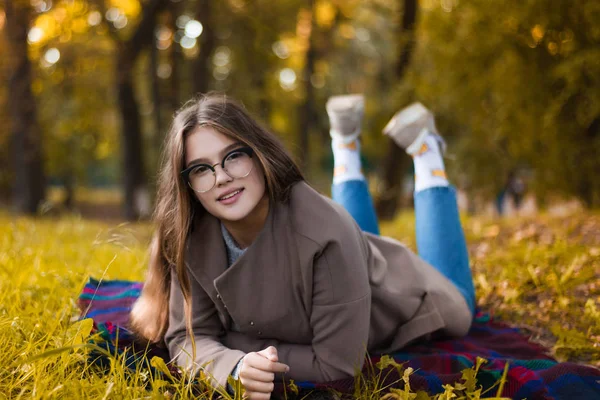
257,331,262,336
216,294,221,299
250,321,254,326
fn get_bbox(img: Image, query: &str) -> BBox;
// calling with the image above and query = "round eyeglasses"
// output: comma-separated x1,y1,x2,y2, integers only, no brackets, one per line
181,147,255,193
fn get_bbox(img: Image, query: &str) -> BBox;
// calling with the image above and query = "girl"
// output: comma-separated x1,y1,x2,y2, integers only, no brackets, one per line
130,93,475,400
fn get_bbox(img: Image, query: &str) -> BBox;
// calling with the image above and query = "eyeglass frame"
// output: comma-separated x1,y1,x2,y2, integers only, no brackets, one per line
180,146,255,193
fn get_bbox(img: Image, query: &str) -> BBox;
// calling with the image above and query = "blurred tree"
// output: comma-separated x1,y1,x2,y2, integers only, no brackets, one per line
164,5,181,112
2,0,597,217
373,0,417,219
220,0,285,118
24,0,120,211
298,1,316,171
0,6,11,202
149,20,162,144
4,0,46,214
192,0,215,94
411,0,600,207
96,0,168,220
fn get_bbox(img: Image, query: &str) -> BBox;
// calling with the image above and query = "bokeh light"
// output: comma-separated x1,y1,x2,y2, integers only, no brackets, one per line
87,11,102,27
157,64,172,79
155,26,172,41
279,68,296,91
213,46,231,67
114,15,128,29
180,36,197,49
176,15,191,29
213,65,231,81
44,48,60,65
32,0,52,13
184,20,203,39
105,8,120,22
272,41,290,59
28,27,44,44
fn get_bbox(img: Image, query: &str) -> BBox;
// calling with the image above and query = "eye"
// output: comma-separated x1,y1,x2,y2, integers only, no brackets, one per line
190,165,211,175
226,151,245,161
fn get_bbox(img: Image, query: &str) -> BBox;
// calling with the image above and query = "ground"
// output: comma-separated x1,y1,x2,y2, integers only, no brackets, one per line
381,210,600,367
0,205,598,398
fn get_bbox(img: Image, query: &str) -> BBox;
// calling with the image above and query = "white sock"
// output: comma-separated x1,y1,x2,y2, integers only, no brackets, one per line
332,138,365,185
412,131,449,192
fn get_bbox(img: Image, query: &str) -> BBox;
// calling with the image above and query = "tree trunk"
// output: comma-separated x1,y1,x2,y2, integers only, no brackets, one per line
117,53,148,220
298,0,316,173
193,0,215,95
579,116,600,208
374,0,418,219
395,0,418,78
167,7,181,112
63,168,75,210
255,73,271,121
5,0,46,215
98,0,167,220
150,28,162,147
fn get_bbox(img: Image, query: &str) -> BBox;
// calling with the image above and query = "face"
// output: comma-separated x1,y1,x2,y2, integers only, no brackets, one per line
184,126,267,222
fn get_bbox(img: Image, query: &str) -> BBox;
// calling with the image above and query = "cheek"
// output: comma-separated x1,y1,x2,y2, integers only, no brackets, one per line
193,191,213,210
248,166,266,194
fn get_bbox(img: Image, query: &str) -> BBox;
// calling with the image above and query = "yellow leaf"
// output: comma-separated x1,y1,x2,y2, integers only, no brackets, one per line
66,318,94,349
286,379,299,395
376,355,404,371
152,379,169,389
389,387,417,400
150,356,175,381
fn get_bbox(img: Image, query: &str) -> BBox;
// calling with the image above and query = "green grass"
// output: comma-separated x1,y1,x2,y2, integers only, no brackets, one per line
1,209,598,399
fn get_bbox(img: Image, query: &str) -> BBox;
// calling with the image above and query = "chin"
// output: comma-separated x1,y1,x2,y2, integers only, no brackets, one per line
205,198,257,222
215,207,253,222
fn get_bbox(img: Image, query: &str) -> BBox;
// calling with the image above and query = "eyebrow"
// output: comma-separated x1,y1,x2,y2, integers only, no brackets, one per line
185,142,244,168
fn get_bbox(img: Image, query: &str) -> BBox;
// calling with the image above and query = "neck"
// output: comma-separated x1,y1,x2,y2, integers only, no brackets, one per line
222,194,270,249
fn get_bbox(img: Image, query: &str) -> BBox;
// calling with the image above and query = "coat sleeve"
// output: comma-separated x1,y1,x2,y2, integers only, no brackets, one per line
165,268,246,389
223,238,372,382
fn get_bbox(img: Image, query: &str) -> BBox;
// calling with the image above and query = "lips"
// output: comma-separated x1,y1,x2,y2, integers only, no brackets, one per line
217,188,244,201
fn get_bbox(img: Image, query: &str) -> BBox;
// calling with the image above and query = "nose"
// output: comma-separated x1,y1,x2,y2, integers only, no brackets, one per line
214,164,233,187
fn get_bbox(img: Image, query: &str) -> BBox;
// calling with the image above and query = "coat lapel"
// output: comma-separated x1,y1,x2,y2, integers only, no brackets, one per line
213,200,302,337
185,208,230,327
185,200,296,334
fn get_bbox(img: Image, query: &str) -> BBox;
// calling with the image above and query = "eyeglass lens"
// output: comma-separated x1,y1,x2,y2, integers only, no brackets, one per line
188,150,253,192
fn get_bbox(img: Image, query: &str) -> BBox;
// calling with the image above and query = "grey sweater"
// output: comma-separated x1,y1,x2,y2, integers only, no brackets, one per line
220,223,247,385
220,222,246,332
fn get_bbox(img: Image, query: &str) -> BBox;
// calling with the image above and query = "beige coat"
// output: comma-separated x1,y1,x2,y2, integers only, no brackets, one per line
165,181,472,389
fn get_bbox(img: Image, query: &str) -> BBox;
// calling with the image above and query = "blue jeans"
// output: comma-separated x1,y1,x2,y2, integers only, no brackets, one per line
332,180,476,314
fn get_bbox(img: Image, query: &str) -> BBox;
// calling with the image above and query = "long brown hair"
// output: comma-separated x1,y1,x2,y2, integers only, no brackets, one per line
129,93,304,344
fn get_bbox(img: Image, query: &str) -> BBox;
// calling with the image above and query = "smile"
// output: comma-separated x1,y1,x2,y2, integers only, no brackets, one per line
218,188,244,203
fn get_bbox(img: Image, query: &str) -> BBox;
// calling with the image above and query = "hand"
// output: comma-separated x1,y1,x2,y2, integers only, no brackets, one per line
238,346,289,400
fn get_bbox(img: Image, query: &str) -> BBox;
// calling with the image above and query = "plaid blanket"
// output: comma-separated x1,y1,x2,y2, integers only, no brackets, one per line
78,277,600,399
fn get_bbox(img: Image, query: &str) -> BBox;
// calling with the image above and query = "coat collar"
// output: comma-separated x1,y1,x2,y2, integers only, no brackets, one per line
185,197,284,300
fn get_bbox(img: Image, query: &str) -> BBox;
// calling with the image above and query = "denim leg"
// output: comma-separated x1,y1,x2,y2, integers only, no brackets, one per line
332,180,380,236
414,186,476,314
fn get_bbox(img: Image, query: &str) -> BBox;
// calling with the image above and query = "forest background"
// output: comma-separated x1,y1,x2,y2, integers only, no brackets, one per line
1,0,599,220
2,1,600,397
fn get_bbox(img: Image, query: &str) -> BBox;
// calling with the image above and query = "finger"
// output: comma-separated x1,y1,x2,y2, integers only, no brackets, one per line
257,346,278,362
241,367,275,383
240,379,274,393
249,356,289,373
243,391,271,400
